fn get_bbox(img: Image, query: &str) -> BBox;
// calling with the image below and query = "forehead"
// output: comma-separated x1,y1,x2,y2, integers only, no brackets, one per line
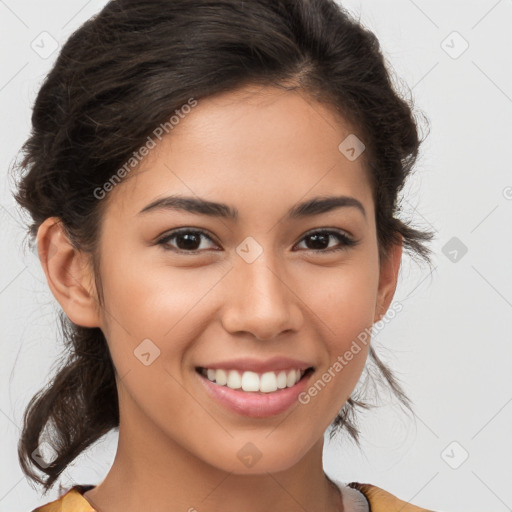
103,85,374,222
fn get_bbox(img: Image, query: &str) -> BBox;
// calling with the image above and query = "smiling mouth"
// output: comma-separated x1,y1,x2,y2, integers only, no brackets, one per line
195,366,314,394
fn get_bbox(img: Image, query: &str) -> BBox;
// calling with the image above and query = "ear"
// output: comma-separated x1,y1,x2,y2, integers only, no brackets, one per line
374,234,403,323
37,217,102,328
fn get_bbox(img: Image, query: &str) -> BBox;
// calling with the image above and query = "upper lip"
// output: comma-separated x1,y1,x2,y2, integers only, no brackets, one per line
196,356,314,373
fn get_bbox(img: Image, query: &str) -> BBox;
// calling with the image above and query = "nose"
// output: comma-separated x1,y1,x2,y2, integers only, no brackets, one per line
221,254,303,341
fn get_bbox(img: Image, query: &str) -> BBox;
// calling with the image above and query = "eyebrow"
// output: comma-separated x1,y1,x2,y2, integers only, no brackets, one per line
138,194,366,220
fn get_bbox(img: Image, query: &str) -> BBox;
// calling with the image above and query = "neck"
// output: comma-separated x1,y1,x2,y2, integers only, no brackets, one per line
83,409,343,512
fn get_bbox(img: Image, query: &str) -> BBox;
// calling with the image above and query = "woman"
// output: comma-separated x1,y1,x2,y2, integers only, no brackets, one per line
12,0,436,510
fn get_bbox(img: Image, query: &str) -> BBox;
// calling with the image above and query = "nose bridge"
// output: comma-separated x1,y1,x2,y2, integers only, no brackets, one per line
222,240,300,339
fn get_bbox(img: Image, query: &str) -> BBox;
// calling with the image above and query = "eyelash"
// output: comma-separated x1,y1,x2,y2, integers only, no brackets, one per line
156,228,359,255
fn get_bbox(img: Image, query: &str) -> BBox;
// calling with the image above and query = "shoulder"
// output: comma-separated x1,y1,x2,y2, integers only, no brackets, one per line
31,485,96,512
346,481,436,512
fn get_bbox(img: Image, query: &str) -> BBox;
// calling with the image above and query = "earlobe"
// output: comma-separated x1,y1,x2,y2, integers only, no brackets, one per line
37,217,102,328
374,235,403,323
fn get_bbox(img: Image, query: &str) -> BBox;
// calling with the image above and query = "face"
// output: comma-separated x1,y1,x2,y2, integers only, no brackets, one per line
49,84,401,475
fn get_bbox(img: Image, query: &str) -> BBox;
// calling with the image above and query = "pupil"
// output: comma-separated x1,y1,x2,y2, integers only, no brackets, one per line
308,233,328,250
178,233,200,250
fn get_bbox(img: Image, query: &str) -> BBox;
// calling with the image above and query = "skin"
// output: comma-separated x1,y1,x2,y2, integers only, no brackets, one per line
37,84,402,512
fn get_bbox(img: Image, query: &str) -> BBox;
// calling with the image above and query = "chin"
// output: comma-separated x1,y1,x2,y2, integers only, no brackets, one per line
202,442,309,475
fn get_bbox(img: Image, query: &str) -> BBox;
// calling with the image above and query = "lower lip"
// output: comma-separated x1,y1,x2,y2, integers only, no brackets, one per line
196,369,313,418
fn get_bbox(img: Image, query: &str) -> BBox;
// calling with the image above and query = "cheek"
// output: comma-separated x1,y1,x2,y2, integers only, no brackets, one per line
100,246,210,333
296,256,378,401
295,278,375,425
304,255,380,342
97,251,225,382
96,259,200,419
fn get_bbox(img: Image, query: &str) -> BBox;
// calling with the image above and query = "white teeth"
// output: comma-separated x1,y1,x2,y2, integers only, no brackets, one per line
241,371,260,392
201,367,306,393
227,369,242,389
216,369,227,386
286,370,297,388
276,370,288,389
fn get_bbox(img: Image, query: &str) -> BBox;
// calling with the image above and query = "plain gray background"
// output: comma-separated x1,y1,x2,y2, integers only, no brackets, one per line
1,1,511,511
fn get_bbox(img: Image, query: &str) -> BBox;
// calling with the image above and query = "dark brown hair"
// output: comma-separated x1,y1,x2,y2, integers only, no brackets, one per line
10,0,435,494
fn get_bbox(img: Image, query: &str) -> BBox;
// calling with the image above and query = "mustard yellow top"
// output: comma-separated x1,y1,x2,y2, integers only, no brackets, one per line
31,482,435,512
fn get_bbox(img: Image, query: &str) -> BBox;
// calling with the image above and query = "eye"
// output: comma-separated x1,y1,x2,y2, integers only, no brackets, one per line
156,228,219,254
156,228,358,254
294,229,358,253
